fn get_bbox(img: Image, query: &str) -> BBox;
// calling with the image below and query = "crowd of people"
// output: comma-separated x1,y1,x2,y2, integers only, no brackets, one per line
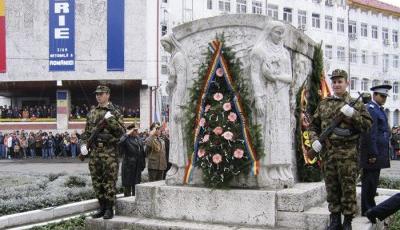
0,104,140,120
70,104,140,119
0,105,57,119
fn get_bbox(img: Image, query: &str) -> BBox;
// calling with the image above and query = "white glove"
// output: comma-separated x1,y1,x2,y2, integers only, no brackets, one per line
104,111,114,119
80,144,88,155
311,140,322,153
340,104,355,117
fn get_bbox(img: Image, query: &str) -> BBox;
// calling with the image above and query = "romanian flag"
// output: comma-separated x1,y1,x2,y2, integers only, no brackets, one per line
0,0,5,72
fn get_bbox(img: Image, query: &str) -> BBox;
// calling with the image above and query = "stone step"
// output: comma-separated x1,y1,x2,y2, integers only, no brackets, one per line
85,216,290,230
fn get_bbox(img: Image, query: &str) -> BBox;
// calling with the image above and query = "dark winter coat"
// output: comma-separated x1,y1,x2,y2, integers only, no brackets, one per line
119,134,146,187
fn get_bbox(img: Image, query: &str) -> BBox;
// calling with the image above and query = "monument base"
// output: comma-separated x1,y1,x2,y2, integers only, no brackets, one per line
86,181,378,230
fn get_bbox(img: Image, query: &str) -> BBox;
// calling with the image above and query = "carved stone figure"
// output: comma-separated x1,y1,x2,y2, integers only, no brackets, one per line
250,21,294,188
160,34,190,185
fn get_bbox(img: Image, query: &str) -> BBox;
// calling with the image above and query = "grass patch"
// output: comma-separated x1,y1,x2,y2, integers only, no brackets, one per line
30,215,86,230
379,177,400,190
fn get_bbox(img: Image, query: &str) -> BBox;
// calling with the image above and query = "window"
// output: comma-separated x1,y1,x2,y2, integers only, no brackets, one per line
219,0,231,12
337,46,345,62
361,79,369,91
161,65,168,74
207,0,212,9
161,55,168,63
298,10,307,28
372,26,378,39
283,8,292,23
325,45,333,59
361,50,368,64
337,18,345,33
372,80,380,87
361,23,368,37
383,54,389,72
373,52,378,65
394,82,399,95
161,25,167,36
393,30,398,45
325,16,332,30
162,0,167,3
382,28,389,44
312,13,320,28
348,21,356,36
395,109,400,123
350,77,357,91
252,1,262,14
267,4,278,20
236,0,246,13
350,48,357,63
394,55,399,68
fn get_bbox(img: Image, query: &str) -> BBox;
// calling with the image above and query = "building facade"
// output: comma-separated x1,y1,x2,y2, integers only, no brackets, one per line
160,0,400,126
0,0,161,130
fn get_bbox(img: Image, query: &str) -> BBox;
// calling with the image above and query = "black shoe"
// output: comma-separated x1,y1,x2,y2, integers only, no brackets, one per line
342,215,352,230
365,209,377,224
103,201,114,219
327,213,342,230
91,199,105,218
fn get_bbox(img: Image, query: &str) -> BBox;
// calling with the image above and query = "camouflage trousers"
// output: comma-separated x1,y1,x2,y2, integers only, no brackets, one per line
89,146,119,203
322,145,358,216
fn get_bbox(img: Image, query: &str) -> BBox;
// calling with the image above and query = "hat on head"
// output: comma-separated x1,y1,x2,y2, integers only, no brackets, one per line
330,69,348,80
94,85,110,94
370,84,392,96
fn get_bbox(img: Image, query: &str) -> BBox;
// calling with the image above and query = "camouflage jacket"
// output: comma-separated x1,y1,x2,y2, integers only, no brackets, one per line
310,92,372,144
81,102,125,146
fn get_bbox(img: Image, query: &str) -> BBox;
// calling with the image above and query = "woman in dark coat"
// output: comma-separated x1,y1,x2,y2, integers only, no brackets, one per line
119,124,146,196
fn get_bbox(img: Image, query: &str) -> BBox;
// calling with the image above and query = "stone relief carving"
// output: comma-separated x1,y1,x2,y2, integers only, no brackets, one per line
161,34,191,185
250,21,294,188
166,15,316,188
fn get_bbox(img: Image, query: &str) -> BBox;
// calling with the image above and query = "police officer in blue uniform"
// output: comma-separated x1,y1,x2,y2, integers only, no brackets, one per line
365,192,400,223
359,84,392,216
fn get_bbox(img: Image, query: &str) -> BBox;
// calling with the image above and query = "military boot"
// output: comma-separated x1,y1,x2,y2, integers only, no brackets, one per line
91,199,106,218
342,215,352,230
103,200,114,219
327,213,342,230
123,186,131,197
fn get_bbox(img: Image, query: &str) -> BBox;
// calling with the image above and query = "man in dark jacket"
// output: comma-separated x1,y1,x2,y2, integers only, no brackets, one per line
365,193,400,223
119,124,145,196
359,84,392,216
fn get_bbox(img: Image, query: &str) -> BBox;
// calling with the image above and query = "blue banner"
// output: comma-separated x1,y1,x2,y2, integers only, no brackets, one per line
49,0,75,71
107,0,125,71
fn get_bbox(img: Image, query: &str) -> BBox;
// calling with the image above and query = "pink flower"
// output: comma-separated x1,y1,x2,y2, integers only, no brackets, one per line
212,154,222,164
213,93,223,101
223,103,231,111
222,131,234,140
233,148,244,159
228,112,237,122
202,134,210,143
197,148,206,158
205,104,211,112
213,126,223,135
216,68,224,77
199,118,206,127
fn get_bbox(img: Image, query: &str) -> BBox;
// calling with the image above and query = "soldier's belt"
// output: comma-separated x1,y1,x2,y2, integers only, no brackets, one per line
332,127,356,137
326,139,357,147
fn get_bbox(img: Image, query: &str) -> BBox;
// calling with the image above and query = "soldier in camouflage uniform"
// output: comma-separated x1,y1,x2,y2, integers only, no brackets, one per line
80,85,125,219
309,69,372,230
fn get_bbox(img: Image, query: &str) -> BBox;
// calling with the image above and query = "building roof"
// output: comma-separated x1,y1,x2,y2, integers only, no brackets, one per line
348,0,400,17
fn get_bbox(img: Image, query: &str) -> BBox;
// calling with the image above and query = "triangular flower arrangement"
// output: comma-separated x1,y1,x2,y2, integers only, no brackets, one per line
184,39,262,188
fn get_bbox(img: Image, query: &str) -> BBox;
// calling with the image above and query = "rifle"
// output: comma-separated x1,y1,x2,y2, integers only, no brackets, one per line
78,117,107,161
307,92,364,159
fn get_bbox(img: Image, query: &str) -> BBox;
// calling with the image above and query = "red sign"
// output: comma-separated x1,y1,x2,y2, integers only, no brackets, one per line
0,1,6,73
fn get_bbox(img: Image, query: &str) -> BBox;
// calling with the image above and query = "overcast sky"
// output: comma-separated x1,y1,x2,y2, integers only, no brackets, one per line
380,0,400,7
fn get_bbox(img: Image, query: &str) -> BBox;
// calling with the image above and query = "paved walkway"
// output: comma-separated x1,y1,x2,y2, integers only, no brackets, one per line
0,158,90,174
0,158,399,178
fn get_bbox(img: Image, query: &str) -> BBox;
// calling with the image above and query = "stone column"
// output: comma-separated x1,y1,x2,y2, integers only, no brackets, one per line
140,86,150,130
56,90,70,130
